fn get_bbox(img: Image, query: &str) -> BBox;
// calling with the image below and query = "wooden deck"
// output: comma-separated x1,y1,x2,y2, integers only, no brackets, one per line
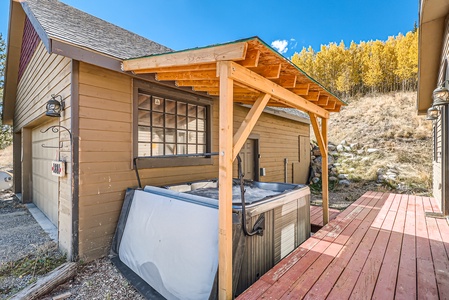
310,205,341,228
237,191,449,299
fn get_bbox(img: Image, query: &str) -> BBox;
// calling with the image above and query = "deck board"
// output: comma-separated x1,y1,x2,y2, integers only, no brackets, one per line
309,205,340,228
237,192,449,300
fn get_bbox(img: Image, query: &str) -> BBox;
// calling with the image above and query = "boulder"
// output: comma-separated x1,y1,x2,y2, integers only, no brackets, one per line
329,176,338,182
339,180,351,186
328,144,336,151
367,148,379,153
338,174,348,180
336,145,344,152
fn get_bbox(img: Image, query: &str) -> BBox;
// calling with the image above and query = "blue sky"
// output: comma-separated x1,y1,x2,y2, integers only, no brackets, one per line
0,0,418,58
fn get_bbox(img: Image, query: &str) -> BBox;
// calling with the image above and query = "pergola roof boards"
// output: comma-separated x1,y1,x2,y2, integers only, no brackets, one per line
122,36,344,300
123,37,344,116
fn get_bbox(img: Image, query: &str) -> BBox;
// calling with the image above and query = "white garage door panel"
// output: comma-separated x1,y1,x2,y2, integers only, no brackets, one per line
32,120,59,227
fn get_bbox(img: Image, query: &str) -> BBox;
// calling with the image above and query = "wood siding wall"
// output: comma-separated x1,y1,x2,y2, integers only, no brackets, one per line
15,41,73,256
434,17,449,211
77,62,310,260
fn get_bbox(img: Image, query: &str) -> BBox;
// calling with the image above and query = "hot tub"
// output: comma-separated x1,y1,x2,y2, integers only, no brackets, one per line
111,180,310,299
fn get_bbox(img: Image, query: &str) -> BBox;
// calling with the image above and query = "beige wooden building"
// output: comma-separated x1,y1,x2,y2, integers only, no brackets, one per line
418,0,449,217
3,0,343,271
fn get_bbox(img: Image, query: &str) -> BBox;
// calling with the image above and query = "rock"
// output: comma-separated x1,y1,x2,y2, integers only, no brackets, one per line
329,151,339,157
331,167,337,173
328,144,336,151
311,155,316,160
367,148,379,153
339,180,351,186
313,149,321,156
315,173,321,178
377,174,385,182
357,149,364,155
348,168,355,172
361,157,370,162
329,176,338,182
338,174,348,180
350,143,359,149
336,145,344,152
344,146,352,152
341,140,347,145
333,163,341,167
312,177,320,184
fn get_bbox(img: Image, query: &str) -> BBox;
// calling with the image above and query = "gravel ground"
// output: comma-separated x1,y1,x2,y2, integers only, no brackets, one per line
42,258,144,300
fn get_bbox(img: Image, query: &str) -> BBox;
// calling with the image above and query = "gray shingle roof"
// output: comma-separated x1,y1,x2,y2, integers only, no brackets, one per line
24,0,172,59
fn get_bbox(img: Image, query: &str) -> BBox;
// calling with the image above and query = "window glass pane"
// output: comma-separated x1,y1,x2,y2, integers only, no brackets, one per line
188,104,196,117
177,116,187,129
188,131,197,144
177,130,187,143
166,114,176,129
198,119,205,131
166,99,176,114
188,117,197,130
198,106,205,119
138,94,151,109
138,143,151,156
177,144,187,155
177,102,186,115
198,132,205,144
152,128,164,143
152,143,164,156
138,126,151,142
153,97,164,112
165,144,176,155
188,144,197,154
166,129,175,143
152,112,164,127
138,111,151,126
198,145,206,154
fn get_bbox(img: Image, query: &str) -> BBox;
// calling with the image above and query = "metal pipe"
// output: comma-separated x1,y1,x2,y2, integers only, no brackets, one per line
284,158,288,183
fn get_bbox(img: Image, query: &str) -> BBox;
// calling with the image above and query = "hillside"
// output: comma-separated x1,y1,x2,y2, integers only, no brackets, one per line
311,91,432,207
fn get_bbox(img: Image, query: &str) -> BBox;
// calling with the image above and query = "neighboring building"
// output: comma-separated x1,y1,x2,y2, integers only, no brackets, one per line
3,0,342,261
418,0,449,216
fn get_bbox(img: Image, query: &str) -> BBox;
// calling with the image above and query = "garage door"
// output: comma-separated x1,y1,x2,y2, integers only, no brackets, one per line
32,120,59,226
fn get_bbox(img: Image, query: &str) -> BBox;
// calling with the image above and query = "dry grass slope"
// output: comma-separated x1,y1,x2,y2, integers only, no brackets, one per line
328,91,432,192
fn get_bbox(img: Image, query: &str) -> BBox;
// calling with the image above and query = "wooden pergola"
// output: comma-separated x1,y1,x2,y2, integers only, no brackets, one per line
122,37,344,299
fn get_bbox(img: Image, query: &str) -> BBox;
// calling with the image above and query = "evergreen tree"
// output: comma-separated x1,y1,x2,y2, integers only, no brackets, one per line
0,33,13,150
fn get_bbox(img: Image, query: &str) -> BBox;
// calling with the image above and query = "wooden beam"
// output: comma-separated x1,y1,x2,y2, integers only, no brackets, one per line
175,80,219,87
233,93,271,160
155,70,218,81
304,91,320,102
122,42,248,71
239,49,260,67
218,61,234,300
248,63,282,79
133,63,216,74
225,61,329,118
274,75,297,88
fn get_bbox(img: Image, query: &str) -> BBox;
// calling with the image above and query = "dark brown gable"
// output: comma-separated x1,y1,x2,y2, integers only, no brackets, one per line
18,17,40,81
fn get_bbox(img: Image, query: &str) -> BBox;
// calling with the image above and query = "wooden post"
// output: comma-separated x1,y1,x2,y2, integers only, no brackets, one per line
321,117,329,225
217,61,234,300
309,113,329,225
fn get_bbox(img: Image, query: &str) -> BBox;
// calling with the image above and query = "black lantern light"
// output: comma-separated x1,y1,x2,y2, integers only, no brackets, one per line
45,94,64,117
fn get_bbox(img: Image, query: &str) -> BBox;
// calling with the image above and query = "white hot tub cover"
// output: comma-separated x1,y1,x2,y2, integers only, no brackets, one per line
110,188,219,299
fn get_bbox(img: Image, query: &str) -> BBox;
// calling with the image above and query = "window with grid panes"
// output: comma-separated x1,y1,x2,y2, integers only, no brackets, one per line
137,93,207,157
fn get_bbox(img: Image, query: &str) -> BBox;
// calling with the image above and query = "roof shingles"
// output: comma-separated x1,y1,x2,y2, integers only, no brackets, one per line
24,0,172,59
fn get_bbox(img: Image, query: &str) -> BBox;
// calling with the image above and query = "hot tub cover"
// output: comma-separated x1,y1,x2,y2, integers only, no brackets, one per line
110,188,219,299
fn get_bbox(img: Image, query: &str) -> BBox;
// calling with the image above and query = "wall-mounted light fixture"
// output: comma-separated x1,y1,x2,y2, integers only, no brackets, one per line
432,80,449,106
45,94,65,117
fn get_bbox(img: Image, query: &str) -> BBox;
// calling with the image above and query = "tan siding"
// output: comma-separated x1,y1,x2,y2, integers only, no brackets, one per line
15,41,73,257
77,62,310,260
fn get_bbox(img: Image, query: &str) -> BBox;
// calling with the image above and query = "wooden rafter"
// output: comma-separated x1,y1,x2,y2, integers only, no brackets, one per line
248,64,282,79
239,49,260,67
155,70,217,81
122,42,248,71
273,75,297,88
318,95,329,106
175,80,219,87
223,61,329,118
133,63,216,74
233,93,271,160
